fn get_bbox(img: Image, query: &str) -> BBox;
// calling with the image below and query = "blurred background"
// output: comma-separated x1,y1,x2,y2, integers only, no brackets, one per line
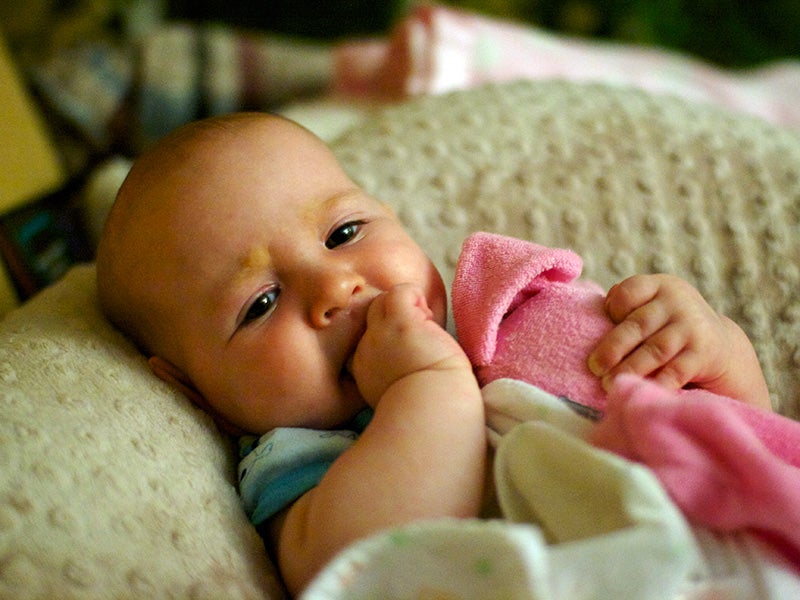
0,0,798,313
3,0,798,68
169,0,800,68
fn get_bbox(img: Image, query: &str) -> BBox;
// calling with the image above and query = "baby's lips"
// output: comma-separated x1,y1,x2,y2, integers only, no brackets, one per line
342,318,367,378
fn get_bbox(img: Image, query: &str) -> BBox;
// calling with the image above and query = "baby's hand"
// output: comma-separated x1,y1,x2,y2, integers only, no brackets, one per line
350,284,471,406
588,274,770,409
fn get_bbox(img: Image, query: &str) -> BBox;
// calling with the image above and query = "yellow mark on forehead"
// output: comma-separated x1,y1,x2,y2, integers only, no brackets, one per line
239,245,272,274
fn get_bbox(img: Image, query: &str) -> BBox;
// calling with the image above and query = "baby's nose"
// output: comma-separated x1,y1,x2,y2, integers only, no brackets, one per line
309,270,370,328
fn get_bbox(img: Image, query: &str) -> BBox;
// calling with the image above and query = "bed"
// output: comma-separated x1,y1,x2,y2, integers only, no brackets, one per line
3,7,800,599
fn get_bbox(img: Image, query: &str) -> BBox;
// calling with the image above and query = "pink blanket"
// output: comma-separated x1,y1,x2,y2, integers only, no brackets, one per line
452,232,800,571
593,375,800,571
335,4,800,129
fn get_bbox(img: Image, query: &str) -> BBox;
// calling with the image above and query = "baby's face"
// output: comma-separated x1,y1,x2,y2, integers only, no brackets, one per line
131,116,445,434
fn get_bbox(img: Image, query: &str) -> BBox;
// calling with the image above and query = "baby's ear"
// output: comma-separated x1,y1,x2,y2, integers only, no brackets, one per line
148,356,245,436
148,356,203,404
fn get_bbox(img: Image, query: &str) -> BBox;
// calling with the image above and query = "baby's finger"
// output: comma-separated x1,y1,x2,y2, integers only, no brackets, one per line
651,347,703,390
385,283,432,318
605,275,661,323
589,299,670,376
370,284,431,326
604,323,687,383
364,289,389,322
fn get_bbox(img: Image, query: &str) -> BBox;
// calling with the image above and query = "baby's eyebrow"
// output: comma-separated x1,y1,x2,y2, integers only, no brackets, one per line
221,245,273,301
306,188,364,220
218,245,274,336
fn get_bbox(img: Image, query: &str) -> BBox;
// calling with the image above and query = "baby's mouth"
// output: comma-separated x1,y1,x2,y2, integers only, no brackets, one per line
343,354,356,379
340,322,366,383
342,326,364,377
339,299,371,384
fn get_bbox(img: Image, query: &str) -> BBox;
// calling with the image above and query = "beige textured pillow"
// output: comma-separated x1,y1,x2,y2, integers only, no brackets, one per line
1,80,799,599
0,266,284,599
334,80,800,418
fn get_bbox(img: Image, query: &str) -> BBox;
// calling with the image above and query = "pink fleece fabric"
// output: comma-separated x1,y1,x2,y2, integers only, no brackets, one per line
452,231,611,412
453,232,800,571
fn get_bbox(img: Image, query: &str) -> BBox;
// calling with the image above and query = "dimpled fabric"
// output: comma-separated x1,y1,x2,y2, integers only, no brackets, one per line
334,80,800,418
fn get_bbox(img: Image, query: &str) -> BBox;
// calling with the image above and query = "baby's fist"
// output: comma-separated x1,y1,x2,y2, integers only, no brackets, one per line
351,284,466,405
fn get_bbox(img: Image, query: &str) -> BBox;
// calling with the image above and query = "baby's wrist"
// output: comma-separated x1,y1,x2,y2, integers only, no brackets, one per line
398,355,474,389
369,354,474,407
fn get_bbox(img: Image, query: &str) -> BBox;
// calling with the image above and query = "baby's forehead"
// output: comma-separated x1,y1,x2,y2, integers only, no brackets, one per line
120,123,252,208
143,116,315,190
132,113,278,173
164,113,299,154
115,113,351,252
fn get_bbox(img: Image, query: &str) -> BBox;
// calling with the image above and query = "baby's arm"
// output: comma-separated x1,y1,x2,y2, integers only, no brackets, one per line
588,274,771,411
276,284,486,595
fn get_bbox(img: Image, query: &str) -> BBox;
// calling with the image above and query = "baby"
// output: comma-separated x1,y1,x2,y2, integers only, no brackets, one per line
95,112,770,595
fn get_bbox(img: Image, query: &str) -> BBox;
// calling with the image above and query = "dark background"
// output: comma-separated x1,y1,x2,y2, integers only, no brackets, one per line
166,0,800,67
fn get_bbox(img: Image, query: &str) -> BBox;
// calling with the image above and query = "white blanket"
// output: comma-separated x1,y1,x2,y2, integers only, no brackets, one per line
303,379,800,599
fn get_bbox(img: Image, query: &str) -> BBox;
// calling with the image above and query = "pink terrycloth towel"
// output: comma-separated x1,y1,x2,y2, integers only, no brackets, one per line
592,375,800,571
452,231,611,412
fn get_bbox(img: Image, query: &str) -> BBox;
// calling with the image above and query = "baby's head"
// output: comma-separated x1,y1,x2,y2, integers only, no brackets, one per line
96,113,446,435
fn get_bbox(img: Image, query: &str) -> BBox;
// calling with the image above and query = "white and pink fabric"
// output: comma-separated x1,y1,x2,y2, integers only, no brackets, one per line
452,232,800,571
592,375,800,572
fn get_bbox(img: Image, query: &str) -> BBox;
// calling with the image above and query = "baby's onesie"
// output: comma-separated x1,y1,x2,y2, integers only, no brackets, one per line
238,409,372,526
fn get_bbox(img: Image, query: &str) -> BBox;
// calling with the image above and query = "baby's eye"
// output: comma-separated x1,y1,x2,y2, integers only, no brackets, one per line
325,221,364,249
243,288,280,324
